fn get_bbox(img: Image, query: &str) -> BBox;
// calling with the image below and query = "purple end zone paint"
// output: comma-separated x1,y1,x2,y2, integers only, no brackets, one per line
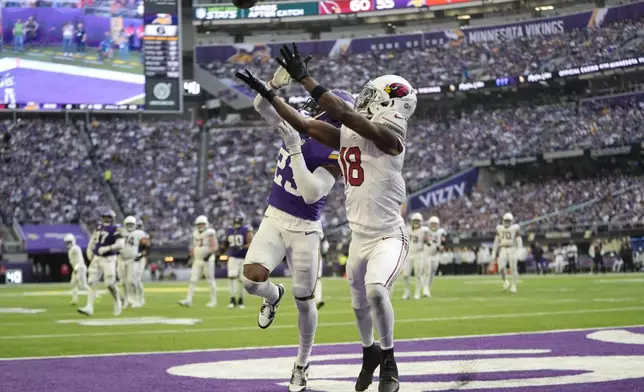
8,68,142,105
1,327,644,391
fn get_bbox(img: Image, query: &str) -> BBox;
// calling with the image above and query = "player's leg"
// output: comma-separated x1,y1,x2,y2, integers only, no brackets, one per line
9,89,15,105
364,233,408,392
422,253,433,296
509,251,518,292
400,254,412,300
117,259,128,308
285,230,322,391
344,235,379,392
314,261,323,310
78,260,100,315
102,256,122,316
205,256,217,307
136,257,147,306
180,259,203,306
125,262,137,306
240,218,286,328
70,269,79,305
412,254,423,300
227,257,240,309
498,249,510,289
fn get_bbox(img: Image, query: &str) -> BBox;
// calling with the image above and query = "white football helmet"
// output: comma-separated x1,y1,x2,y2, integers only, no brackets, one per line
64,233,75,248
354,74,417,119
503,213,514,227
124,216,137,232
410,212,423,227
429,216,440,230
195,215,209,232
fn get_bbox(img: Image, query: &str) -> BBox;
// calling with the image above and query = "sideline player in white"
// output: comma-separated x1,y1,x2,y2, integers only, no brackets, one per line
78,209,124,316
237,42,418,392
402,213,428,300
117,216,149,308
65,233,87,305
491,212,523,293
315,236,330,310
179,215,218,307
424,216,446,297
1,73,16,105
130,218,150,307
237,63,353,392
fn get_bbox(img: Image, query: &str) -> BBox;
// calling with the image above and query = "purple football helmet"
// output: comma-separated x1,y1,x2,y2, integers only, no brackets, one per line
101,209,116,225
301,89,355,128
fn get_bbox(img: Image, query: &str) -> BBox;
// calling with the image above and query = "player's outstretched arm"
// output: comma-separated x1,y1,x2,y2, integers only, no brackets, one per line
301,76,402,155
235,69,340,149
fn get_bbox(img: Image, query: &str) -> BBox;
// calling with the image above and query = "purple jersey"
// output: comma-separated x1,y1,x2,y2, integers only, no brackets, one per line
92,223,122,256
267,135,339,221
226,226,251,258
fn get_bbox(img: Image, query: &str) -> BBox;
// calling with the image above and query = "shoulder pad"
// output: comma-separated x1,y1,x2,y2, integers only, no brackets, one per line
371,111,407,142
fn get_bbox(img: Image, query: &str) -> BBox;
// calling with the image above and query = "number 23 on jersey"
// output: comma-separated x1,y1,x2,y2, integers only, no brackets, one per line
339,146,364,186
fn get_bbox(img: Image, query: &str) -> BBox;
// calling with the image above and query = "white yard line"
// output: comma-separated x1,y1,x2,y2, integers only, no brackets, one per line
1,306,643,343
116,93,146,105
2,322,644,361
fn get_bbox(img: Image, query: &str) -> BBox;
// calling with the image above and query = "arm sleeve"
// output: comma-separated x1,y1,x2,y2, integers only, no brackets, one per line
289,152,337,204
254,93,282,128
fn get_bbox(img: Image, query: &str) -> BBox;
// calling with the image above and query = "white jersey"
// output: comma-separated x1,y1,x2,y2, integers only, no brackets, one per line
339,111,407,236
120,229,148,260
566,244,578,259
407,225,429,253
2,75,15,89
496,224,521,248
426,227,447,255
192,227,216,260
67,245,84,270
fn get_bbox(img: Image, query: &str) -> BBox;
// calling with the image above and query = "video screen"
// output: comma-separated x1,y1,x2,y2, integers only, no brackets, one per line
0,0,144,110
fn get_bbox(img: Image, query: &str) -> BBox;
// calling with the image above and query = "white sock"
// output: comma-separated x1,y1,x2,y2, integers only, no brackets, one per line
237,278,244,300
86,284,96,308
295,298,317,367
228,278,236,298
500,268,507,282
241,276,279,303
209,279,217,302
403,276,410,294
72,286,78,302
353,306,374,348
314,280,322,305
512,264,518,286
186,282,197,302
414,275,422,296
138,281,145,302
367,283,395,350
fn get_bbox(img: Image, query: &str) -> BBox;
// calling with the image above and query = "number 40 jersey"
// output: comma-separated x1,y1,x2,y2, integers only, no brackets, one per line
267,136,339,221
226,226,252,259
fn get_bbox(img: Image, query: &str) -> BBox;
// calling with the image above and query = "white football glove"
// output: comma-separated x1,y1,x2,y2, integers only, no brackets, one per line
97,246,111,256
277,121,302,154
270,66,291,89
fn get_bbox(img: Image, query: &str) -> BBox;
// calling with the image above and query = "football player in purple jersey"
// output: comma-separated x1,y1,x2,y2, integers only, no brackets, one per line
238,65,354,391
224,214,254,309
78,209,124,317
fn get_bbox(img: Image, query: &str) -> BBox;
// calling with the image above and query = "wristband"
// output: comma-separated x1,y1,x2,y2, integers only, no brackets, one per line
311,85,329,102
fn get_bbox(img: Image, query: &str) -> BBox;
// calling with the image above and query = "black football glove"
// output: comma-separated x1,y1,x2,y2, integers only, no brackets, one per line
275,43,311,82
234,69,275,101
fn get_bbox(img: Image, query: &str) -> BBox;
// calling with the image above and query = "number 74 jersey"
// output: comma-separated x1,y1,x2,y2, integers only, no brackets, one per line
338,111,407,236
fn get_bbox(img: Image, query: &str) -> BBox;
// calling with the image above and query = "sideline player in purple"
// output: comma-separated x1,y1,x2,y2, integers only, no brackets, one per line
240,65,354,391
78,209,124,317
224,214,254,309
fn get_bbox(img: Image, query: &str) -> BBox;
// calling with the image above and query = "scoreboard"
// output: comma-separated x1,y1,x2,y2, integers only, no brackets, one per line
0,1,182,112
144,0,183,112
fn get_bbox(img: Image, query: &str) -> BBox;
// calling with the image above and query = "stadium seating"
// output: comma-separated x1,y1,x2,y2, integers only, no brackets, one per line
200,18,644,91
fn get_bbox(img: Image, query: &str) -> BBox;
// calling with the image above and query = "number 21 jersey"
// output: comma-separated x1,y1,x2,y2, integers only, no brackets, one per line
338,110,407,236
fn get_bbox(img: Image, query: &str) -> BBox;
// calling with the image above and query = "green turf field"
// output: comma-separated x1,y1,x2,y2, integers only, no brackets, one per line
1,274,643,359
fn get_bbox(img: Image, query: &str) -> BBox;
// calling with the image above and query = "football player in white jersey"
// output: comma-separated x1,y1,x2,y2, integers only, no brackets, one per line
491,213,523,293
65,234,87,305
1,73,16,105
424,216,446,297
117,216,149,308
179,215,218,307
131,219,150,307
237,42,418,392
402,213,429,300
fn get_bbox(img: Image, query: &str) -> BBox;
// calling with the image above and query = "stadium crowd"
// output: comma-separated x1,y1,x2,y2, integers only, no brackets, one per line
430,173,644,234
1,94,643,243
201,18,644,90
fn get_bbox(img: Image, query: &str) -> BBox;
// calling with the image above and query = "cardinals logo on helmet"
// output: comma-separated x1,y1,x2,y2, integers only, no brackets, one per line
384,83,410,99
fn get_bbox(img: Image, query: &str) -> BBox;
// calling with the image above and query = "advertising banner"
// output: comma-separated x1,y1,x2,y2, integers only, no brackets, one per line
407,168,479,211
194,2,318,21
20,224,89,254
